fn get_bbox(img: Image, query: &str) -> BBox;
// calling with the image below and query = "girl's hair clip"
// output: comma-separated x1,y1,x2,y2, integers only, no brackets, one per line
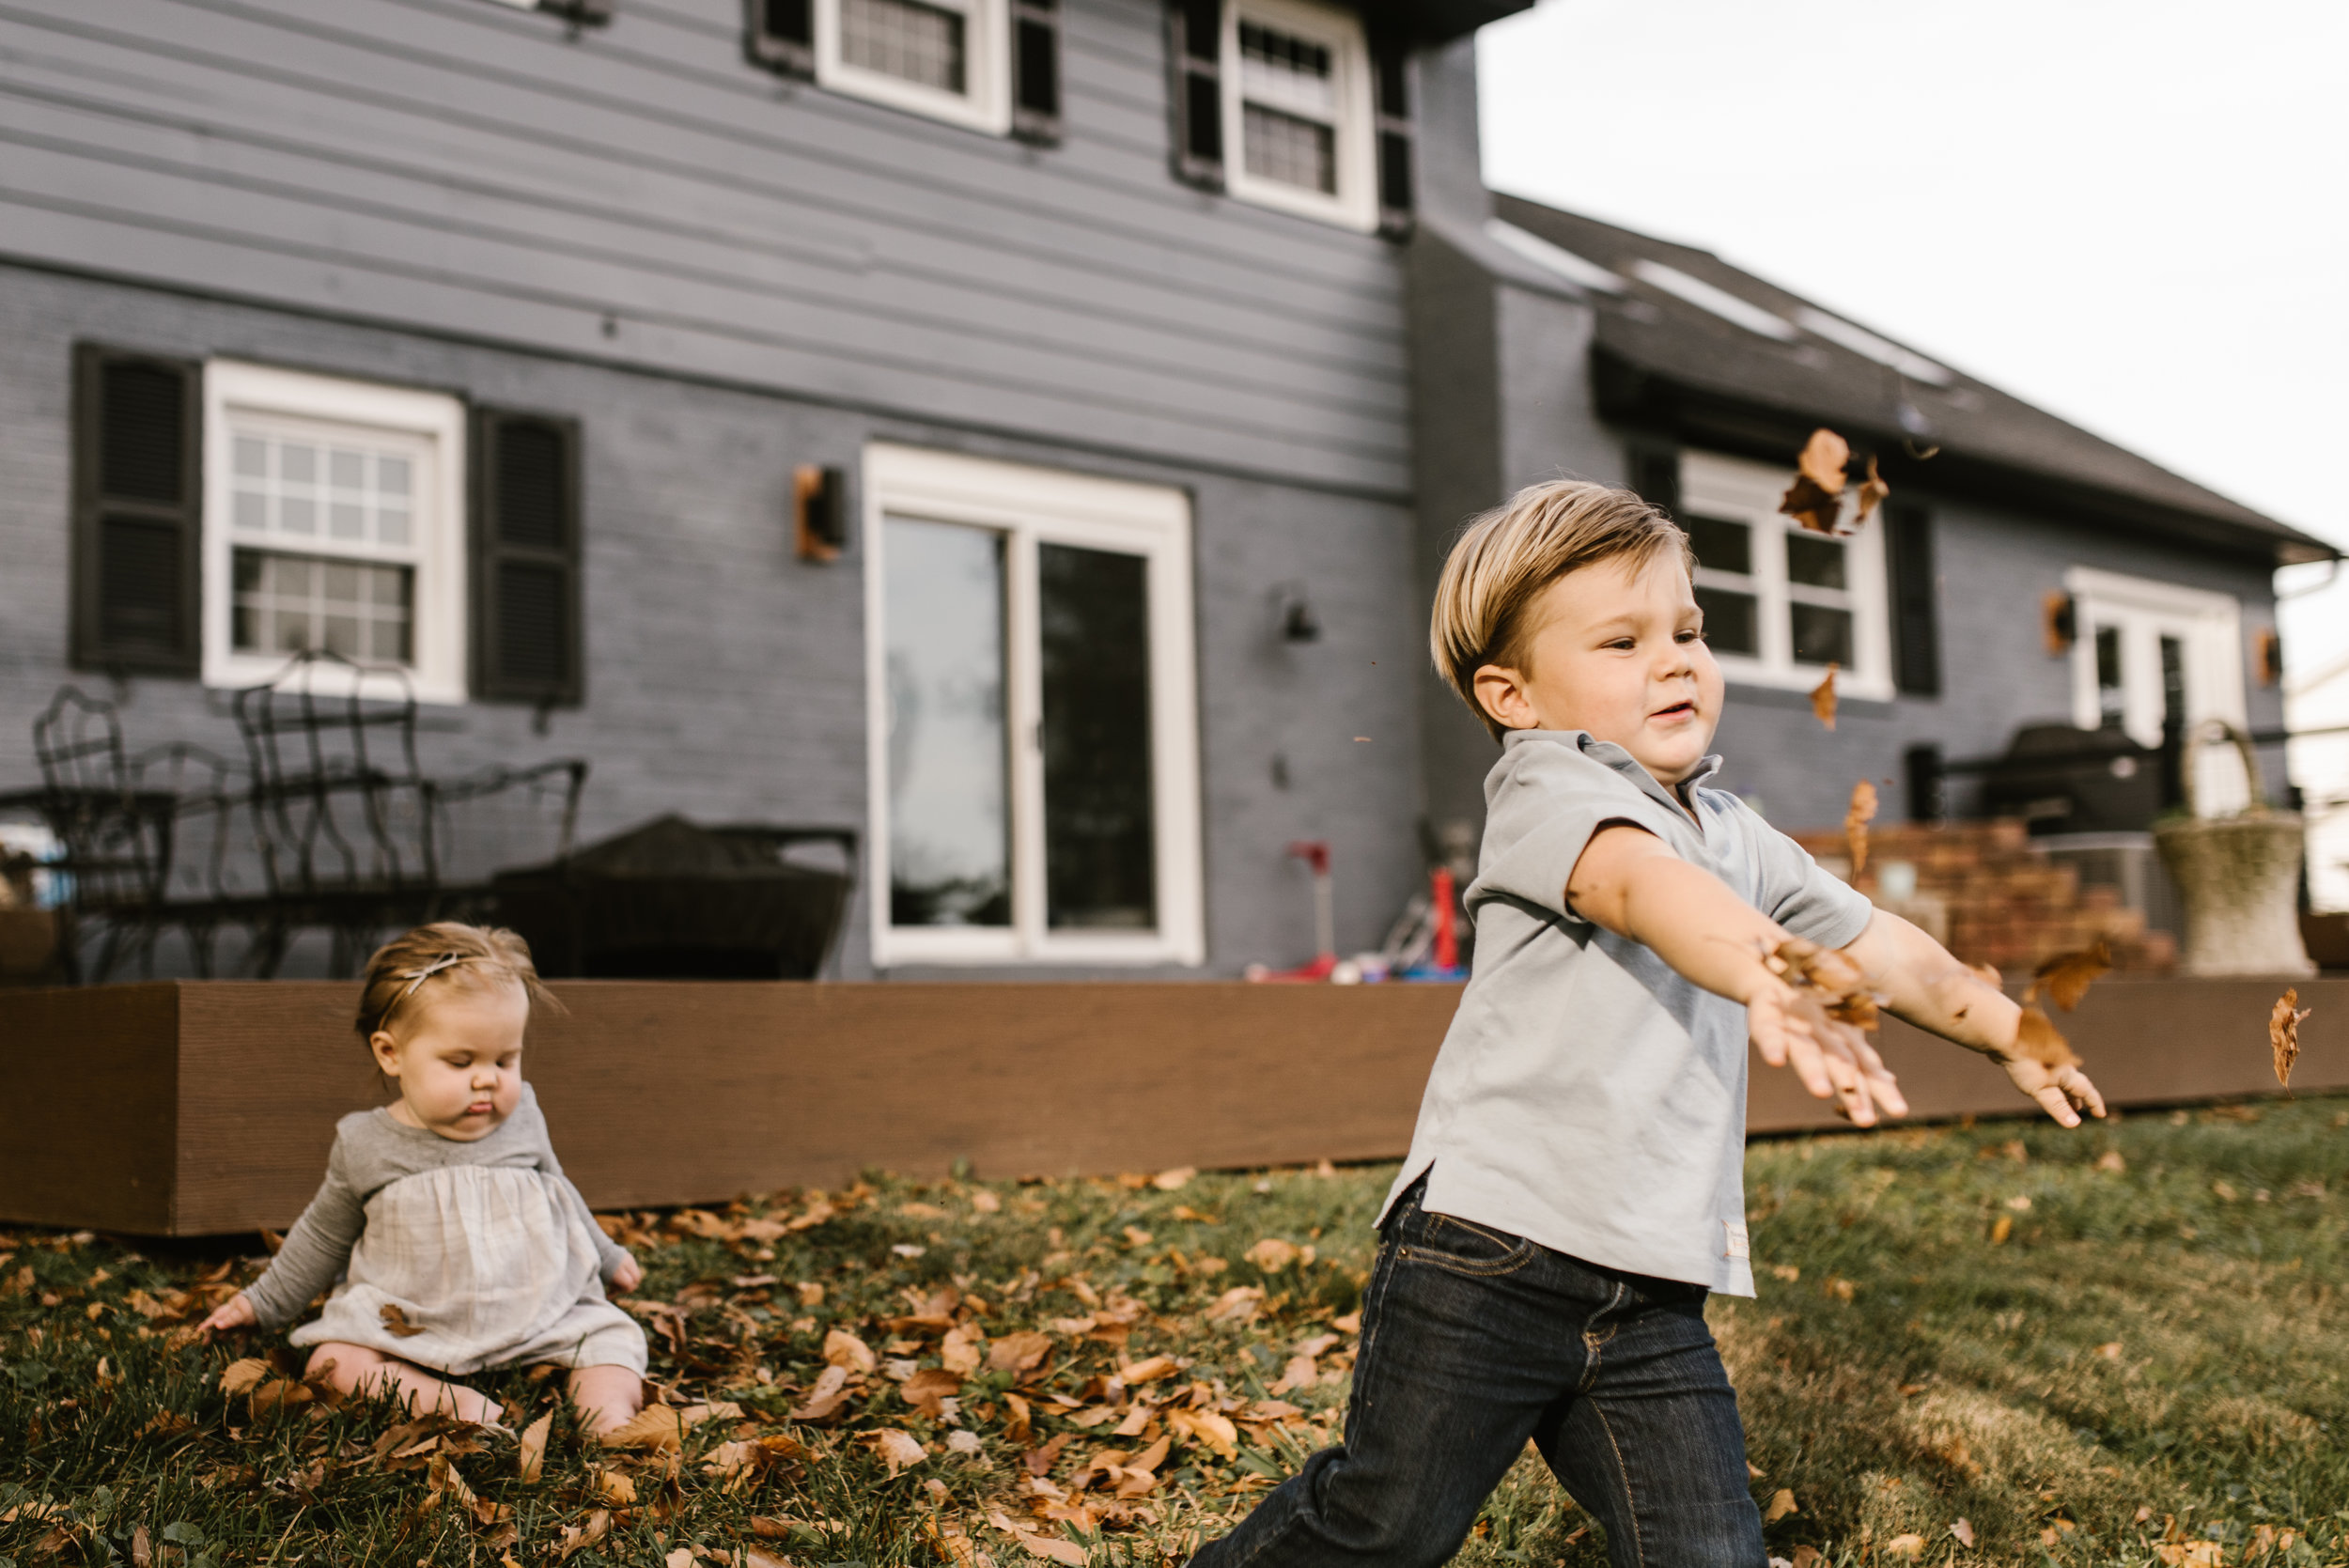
396,953,471,1003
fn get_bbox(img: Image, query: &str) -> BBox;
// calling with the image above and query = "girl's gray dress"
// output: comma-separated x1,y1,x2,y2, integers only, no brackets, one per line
242,1083,646,1376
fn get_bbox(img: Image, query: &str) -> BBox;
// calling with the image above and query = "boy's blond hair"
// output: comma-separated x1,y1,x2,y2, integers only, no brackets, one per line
1431,479,1693,742
354,921,558,1043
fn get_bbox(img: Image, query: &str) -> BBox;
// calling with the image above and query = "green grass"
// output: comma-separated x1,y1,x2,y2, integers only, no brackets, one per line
4,1095,2346,1567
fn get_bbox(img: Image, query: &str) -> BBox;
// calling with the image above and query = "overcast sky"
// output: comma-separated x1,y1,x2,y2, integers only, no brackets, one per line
1478,0,2349,678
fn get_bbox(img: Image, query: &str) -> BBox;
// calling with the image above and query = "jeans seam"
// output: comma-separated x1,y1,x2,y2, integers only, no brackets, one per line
1590,1396,1646,1568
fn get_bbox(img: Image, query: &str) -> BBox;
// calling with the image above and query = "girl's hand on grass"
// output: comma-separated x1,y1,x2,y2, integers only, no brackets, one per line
1998,1052,2107,1128
609,1251,644,1294
199,1291,257,1335
1749,981,1907,1127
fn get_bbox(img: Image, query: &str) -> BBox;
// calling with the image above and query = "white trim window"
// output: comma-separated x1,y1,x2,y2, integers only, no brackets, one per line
1221,0,1377,232
1679,450,1894,699
817,0,1010,134
864,443,1204,968
2065,564,2246,750
201,362,468,704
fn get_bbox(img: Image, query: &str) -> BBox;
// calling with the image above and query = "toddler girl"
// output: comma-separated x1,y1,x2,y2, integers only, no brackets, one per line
201,922,648,1435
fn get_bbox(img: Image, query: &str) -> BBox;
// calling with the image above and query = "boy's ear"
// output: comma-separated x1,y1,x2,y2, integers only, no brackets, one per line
1472,663,1536,732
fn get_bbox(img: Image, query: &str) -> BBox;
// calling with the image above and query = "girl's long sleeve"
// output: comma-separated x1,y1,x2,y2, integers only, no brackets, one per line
240,1157,366,1327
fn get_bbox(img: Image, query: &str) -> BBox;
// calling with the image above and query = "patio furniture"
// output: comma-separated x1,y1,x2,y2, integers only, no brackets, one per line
230,650,588,977
489,814,856,979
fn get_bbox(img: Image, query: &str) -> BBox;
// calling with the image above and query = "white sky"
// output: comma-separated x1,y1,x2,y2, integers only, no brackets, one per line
1477,0,2349,679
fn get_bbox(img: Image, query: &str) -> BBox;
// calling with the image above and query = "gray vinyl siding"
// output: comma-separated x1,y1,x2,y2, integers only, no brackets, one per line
0,267,1425,979
0,0,1412,496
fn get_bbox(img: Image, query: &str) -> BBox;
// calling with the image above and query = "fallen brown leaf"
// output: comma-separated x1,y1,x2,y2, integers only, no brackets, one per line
790,1364,852,1422
518,1410,553,1483
555,1509,612,1563
2272,988,2311,1089
1885,1534,1926,1559
2028,940,2111,1011
901,1367,964,1418
599,1405,685,1452
380,1302,427,1339
1003,1390,1034,1445
1845,778,1878,877
1245,1237,1301,1272
822,1328,876,1374
940,1326,984,1375
130,1525,152,1568
1764,1487,1799,1523
219,1358,271,1396
869,1427,927,1477
1205,1285,1265,1324
1152,1167,1196,1191
1810,663,1839,730
1164,1405,1239,1460
988,1329,1054,1376
1951,1518,1976,1548
1989,1214,2015,1245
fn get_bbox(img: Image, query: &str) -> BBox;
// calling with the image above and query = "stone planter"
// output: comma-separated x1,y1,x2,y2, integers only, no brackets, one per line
2153,722,2314,978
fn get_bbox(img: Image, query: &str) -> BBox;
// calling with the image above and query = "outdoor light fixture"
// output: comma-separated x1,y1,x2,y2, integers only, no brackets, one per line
2043,590,2076,656
795,464,847,562
1276,585,1321,644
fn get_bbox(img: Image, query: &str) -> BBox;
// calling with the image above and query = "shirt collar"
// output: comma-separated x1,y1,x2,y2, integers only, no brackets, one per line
1506,728,1722,813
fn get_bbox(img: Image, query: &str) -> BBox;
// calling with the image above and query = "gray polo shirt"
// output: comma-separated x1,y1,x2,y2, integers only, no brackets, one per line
1382,729,1874,1296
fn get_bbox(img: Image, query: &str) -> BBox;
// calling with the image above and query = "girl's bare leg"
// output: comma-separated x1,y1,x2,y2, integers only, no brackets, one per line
303,1342,506,1427
568,1364,645,1437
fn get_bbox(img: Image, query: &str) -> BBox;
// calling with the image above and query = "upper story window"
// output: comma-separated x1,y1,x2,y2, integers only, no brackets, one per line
863,443,1204,968
1679,450,1895,700
203,363,471,705
747,0,1061,142
1168,0,1406,235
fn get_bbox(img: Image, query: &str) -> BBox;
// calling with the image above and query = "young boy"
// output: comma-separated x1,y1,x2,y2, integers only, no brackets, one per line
1190,481,2106,1568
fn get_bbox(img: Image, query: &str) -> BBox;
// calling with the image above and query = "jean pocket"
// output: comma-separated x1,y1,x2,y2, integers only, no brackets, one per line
1399,1210,1538,1277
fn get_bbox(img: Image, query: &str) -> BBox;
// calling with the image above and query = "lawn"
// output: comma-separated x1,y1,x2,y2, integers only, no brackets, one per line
4,1094,2346,1568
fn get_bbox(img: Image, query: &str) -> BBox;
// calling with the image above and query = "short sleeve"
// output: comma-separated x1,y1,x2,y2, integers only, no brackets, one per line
1742,805,1875,948
1469,737,1692,925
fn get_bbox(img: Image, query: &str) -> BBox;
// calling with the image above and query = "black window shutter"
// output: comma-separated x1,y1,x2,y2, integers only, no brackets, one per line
1886,501,1941,696
1012,0,1062,143
1626,442,1680,520
1370,35,1413,238
744,0,814,77
71,343,202,675
1168,0,1222,189
474,408,584,706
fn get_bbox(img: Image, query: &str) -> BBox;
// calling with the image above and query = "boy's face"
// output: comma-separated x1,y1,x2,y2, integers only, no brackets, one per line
1472,551,1724,787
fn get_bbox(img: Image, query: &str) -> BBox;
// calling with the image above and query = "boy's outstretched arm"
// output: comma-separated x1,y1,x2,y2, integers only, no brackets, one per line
1842,909,2108,1127
1568,823,1906,1126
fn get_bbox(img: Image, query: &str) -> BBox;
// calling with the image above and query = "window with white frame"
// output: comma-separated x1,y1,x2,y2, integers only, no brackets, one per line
2066,567,2247,800
817,0,1010,134
864,444,1204,967
1678,450,1893,698
1221,0,1377,231
202,362,468,704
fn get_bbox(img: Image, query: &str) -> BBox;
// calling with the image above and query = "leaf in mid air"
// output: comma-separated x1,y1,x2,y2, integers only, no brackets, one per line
1853,455,1890,527
2271,988,2311,1089
2015,1004,2080,1068
1844,778,1878,877
1810,663,1839,730
2027,939,2112,1011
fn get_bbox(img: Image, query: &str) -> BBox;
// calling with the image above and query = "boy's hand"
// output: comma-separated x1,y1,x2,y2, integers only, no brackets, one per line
200,1291,257,1335
609,1251,644,1294
1995,1051,2107,1128
1749,980,1907,1126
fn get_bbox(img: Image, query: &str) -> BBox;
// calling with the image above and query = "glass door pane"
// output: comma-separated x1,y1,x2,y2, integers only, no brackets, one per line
885,517,1010,927
1038,542,1156,930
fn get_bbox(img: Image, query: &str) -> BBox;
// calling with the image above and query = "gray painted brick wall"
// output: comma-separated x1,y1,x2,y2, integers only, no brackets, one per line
0,267,1426,979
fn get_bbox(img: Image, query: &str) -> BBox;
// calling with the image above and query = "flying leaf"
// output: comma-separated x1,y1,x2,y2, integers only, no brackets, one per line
518,1410,552,1483
1797,428,1850,493
2028,940,2111,1011
1780,430,1852,534
869,1428,927,1477
1764,1488,1799,1523
2272,988,2311,1088
1810,664,1839,730
1853,455,1890,527
1845,779,1878,877
2015,1004,2080,1068
380,1302,427,1339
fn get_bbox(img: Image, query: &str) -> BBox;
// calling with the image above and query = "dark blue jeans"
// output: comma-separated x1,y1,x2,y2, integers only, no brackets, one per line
1190,1179,1766,1568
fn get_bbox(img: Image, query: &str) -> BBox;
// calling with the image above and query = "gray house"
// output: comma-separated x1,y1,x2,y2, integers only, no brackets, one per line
0,0,2326,980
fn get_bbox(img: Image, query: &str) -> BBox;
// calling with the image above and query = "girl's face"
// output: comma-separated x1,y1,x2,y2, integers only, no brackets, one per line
371,979,528,1141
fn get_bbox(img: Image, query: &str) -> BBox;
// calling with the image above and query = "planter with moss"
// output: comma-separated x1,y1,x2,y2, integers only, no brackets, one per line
2153,721,2314,978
